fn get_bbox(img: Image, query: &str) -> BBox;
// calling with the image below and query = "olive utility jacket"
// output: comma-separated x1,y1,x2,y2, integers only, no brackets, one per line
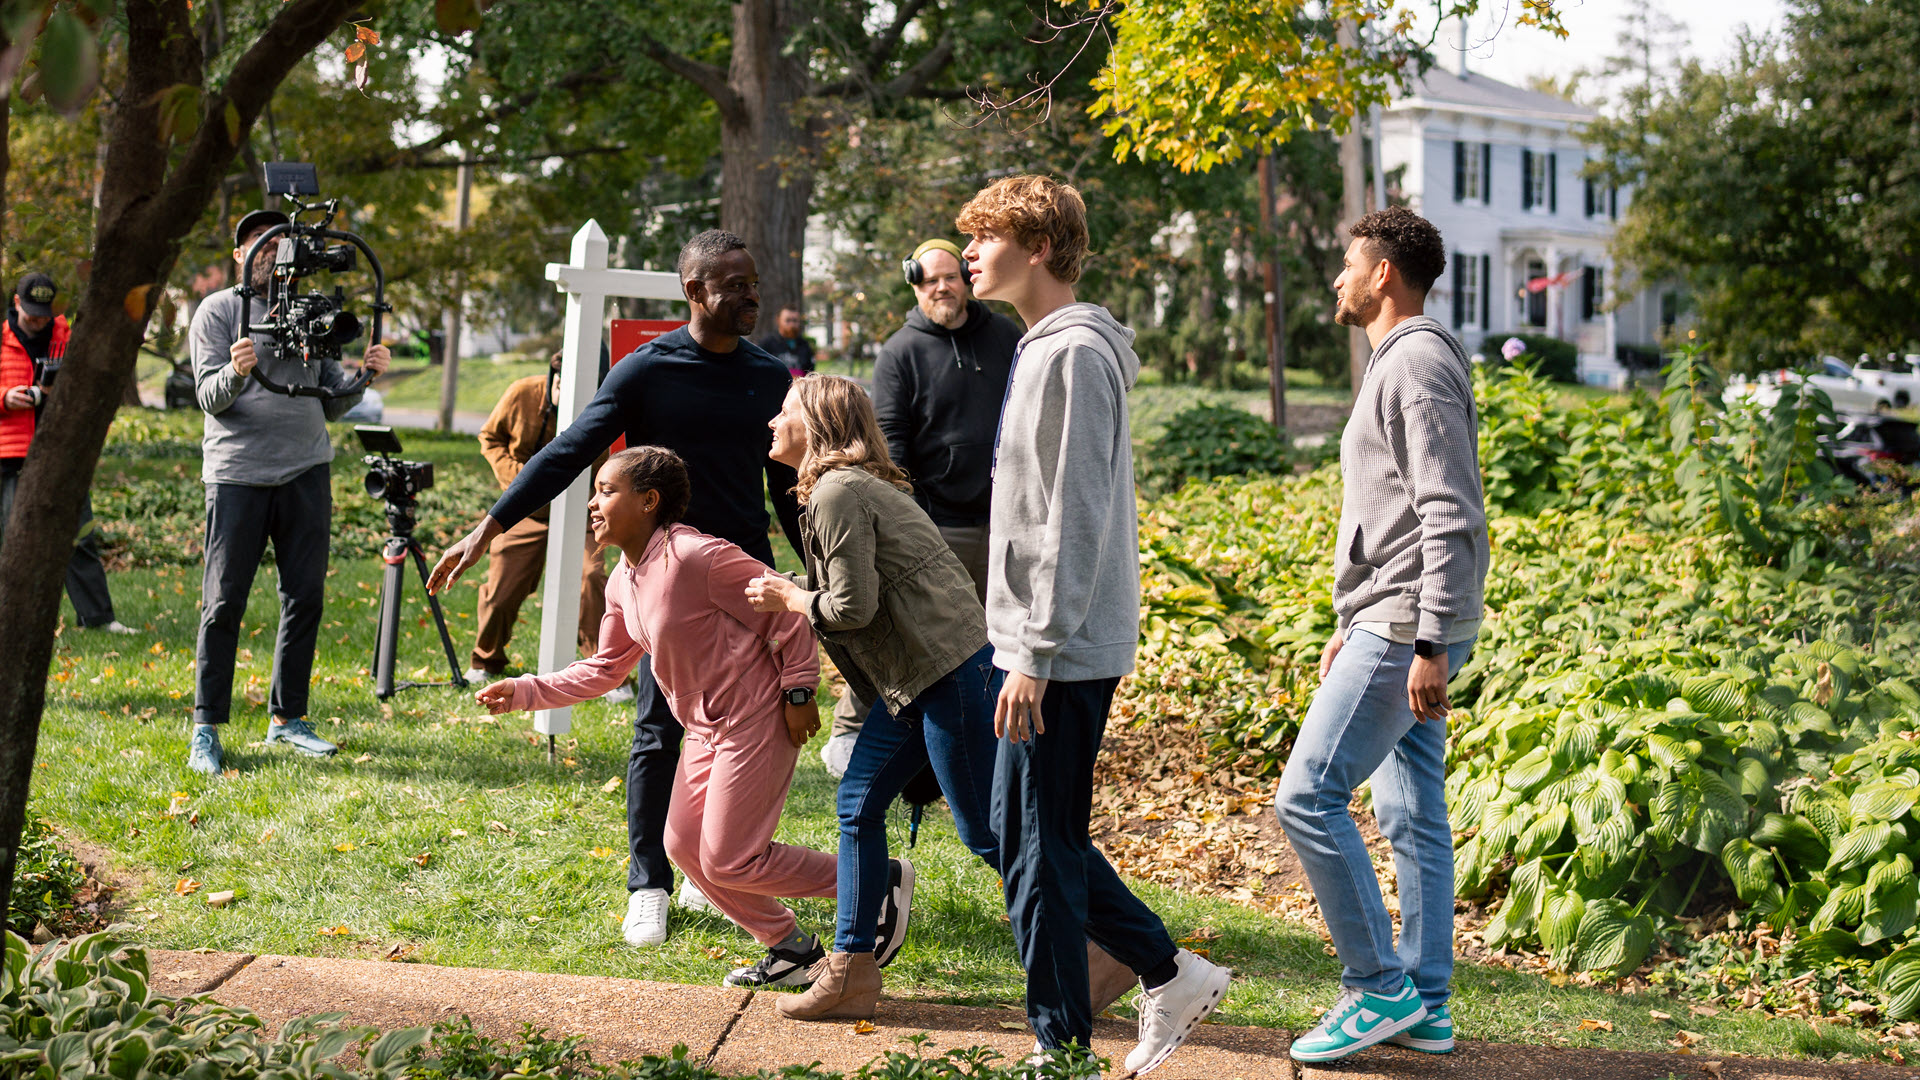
794,466,987,713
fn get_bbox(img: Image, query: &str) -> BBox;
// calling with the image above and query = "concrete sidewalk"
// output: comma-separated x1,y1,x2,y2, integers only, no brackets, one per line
139,949,1902,1080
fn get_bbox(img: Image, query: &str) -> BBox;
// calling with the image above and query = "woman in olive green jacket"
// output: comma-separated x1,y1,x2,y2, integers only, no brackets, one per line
745,375,1000,1020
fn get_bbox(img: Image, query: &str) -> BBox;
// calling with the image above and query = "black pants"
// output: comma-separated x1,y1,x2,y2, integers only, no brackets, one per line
193,464,331,725
0,458,116,627
993,675,1179,1049
626,651,684,892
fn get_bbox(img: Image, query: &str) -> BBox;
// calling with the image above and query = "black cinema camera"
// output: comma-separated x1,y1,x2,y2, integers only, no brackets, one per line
353,425,465,700
239,162,390,399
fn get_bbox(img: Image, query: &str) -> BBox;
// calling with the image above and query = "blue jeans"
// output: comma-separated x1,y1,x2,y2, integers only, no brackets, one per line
834,643,1002,953
1274,629,1476,1009
994,675,1179,1049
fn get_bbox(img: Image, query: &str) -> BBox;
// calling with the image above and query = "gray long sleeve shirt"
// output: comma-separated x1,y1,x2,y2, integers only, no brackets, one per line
1333,315,1489,643
189,287,364,487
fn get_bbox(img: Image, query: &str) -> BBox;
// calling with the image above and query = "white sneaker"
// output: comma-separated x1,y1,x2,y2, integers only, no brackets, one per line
603,684,636,704
1124,949,1232,1075
819,730,857,779
99,621,138,635
622,887,669,946
463,668,491,685
677,879,717,914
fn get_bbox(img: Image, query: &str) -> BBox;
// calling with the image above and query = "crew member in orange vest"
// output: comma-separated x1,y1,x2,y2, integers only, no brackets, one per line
0,272,133,634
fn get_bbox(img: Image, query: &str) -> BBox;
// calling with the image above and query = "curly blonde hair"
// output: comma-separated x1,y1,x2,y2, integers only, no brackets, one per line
790,375,911,505
953,174,1089,284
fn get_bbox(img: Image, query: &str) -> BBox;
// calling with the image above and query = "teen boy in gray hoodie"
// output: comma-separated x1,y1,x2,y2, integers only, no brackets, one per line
955,176,1230,1076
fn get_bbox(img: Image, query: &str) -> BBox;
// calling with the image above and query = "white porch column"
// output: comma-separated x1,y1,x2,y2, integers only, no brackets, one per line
1545,244,1563,338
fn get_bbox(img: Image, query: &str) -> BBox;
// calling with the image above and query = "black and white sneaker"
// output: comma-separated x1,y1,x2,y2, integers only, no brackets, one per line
721,935,825,988
872,857,916,968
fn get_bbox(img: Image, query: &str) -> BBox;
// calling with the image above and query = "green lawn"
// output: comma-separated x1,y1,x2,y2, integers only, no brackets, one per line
21,409,1890,1064
375,359,552,416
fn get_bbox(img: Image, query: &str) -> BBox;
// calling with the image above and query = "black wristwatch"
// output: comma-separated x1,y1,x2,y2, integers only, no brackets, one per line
783,687,815,706
1413,638,1442,658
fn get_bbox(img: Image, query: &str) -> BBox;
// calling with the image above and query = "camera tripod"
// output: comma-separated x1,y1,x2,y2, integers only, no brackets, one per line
369,498,468,700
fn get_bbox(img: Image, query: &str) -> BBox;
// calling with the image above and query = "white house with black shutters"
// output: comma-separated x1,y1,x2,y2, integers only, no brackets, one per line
1378,56,1671,385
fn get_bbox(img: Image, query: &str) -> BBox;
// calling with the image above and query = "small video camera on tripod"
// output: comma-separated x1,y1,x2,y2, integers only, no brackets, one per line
238,162,391,400
355,425,467,700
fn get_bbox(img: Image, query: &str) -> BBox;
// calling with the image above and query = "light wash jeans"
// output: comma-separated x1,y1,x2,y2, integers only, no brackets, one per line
1274,628,1476,1009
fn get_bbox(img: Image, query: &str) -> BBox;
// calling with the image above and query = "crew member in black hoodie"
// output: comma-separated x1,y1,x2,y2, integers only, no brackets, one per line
817,239,1020,776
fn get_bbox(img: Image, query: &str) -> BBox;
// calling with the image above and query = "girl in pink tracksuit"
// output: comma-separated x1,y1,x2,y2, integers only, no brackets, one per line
476,445,839,989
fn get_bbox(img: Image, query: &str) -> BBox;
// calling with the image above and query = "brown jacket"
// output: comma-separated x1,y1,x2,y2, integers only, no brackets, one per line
479,373,605,522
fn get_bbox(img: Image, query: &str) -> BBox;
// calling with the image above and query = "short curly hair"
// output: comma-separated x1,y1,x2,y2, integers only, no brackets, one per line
1349,207,1447,295
954,175,1089,284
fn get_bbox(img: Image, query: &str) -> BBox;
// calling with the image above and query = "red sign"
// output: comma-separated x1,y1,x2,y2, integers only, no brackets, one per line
604,319,688,451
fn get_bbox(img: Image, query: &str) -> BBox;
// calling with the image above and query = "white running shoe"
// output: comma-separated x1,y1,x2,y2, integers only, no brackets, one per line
819,731,857,779
462,668,491,686
1124,949,1232,1075
678,879,717,914
622,887,669,946
603,684,637,704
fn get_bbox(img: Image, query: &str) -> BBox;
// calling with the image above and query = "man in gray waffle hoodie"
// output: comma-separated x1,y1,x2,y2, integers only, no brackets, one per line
955,176,1229,1076
1276,207,1489,1065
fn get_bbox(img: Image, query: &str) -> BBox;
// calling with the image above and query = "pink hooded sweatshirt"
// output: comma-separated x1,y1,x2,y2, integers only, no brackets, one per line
504,523,817,729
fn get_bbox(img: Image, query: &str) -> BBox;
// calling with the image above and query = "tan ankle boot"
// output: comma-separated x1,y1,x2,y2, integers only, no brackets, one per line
1089,941,1139,1015
777,950,882,1020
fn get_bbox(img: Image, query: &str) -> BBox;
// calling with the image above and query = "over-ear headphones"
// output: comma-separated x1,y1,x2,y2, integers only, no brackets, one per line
902,239,972,287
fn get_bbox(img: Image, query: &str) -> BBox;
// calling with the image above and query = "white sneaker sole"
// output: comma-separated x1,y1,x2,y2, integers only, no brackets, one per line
1386,1032,1454,1053
874,858,916,968
1288,1005,1429,1063
1130,963,1231,1076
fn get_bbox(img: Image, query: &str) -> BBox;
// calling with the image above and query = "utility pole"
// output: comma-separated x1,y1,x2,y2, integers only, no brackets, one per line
1338,20,1369,398
437,157,474,432
1257,153,1287,432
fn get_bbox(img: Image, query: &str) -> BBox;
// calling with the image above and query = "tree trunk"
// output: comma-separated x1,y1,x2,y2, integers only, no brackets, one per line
1338,19,1370,398
718,0,815,333
0,0,362,927
0,87,10,287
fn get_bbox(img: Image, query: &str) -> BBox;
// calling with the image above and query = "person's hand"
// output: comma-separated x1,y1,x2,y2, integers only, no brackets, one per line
745,574,803,614
783,700,821,747
2,386,33,411
1408,653,1451,723
230,338,258,376
363,343,391,377
475,680,517,715
1319,630,1345,679
428,517,503,594
995,671,1048,742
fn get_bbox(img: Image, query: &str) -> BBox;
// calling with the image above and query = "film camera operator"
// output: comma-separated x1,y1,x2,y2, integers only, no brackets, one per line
183,207,390,776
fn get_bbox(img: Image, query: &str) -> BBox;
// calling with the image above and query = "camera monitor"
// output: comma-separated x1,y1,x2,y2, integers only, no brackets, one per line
264,161,320,197
355,424,404,455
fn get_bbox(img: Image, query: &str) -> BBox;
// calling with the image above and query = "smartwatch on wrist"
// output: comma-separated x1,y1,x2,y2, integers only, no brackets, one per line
783,687,815,706
1413,638,1441,658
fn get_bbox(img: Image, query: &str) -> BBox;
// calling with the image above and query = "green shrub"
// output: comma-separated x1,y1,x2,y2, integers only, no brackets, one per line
1502,333,1579,383
7,818,86,937
1139,403,1292,496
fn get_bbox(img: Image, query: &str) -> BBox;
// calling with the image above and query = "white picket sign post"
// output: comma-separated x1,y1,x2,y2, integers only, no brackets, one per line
533,220,685,749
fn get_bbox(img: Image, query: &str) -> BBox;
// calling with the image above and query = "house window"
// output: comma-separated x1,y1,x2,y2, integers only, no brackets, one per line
1584,179,1619,220
1521,257,1547,327
1452,141,1491,204
1451,252,1484,329
1581,265,1605,321
1522,150,1557,213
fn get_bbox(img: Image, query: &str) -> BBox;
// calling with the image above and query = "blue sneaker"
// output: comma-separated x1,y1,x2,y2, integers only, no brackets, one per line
264,718,337,756
1386,1002,1454,1053
1289,977,1428,1063
187,724,223,775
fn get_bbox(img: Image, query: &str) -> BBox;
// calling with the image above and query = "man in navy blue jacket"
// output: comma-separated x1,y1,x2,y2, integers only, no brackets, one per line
430,230,804,949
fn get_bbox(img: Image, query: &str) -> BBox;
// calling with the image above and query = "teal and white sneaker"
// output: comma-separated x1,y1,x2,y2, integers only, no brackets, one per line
264,718,337,756
1288,977,1428,1063
1385,1002,1454,1053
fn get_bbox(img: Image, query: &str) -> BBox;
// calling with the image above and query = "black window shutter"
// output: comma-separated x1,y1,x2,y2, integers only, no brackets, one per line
1454,141,1465,202
1482,143,1493,205
1581,267,1595,320
1479,254,1491,327
1548,153,1558,213
1521,149,1533,209
1610,186,1619,219
1583,179,1594,218
1451,253,1465,329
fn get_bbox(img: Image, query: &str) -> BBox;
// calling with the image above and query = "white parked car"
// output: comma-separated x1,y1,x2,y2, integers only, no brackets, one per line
1724,357,1894,415
1855,355,1920,410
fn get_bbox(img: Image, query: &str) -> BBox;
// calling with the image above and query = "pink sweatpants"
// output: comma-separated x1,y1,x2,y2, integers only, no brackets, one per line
665,706,837,945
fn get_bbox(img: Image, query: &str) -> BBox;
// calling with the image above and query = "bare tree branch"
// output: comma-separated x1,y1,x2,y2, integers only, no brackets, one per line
637,33,746,123
957,1,1118,131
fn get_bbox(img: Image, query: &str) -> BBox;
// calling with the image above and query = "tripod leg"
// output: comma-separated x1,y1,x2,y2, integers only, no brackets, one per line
374,538,408,700
410,540,469,688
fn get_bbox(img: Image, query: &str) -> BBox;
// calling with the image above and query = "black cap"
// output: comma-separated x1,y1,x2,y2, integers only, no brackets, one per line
233,209,290,249
15,273,56,318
